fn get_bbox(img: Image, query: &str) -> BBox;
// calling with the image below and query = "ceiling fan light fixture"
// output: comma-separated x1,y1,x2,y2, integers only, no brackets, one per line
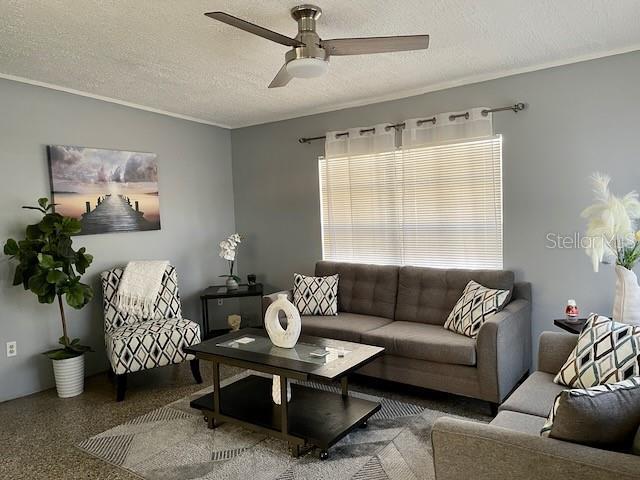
286,57,328,78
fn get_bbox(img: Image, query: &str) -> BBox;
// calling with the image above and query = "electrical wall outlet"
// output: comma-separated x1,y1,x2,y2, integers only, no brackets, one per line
218,299,224,306
6,341,17,357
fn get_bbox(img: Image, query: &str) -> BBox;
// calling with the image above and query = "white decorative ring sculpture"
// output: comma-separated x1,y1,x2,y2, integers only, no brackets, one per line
264,294,301,348
272,375,292,405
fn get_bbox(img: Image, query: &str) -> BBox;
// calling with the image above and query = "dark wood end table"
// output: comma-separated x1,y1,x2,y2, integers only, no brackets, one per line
554,318,587,334
200,283,263,339
184,329,385,460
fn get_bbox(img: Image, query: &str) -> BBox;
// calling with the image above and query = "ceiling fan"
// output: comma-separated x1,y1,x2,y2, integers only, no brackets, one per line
204,4,429,88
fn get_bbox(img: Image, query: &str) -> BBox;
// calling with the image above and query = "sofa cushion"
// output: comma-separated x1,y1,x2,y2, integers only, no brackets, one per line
300,312,393,343
555,313,640,388
499,371,566,418
315,261,398,320
395,266,514,325
491,410,547,435
540,377,640,452
361,321,477,366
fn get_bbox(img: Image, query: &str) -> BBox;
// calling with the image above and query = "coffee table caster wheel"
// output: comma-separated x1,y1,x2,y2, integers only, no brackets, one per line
359,421,368,428
319,450,329,461
203,416,209,423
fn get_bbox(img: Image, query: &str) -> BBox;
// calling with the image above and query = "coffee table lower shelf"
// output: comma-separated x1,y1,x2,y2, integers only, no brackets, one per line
190,375,380,456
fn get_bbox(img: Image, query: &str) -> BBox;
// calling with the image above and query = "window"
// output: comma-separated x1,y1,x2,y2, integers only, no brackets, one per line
319,135,503,269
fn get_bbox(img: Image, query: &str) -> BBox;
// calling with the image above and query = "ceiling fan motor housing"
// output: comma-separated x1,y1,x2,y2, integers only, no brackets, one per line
286,4,328,69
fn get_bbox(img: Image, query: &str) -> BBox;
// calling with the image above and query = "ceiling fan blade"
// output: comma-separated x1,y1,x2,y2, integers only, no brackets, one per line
268,64,292,88
322,35,429,56
205,11,304,48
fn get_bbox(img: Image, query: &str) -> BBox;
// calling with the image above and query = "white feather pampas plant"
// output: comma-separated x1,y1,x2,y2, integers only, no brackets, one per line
581,173,640,325
581,173,640,272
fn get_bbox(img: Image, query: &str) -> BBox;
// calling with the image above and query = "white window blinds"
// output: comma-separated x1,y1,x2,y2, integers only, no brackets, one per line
319,133,503,270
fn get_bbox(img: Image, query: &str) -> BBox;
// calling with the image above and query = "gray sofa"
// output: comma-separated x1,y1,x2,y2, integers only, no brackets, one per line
263,260,532,406
432,332,640,480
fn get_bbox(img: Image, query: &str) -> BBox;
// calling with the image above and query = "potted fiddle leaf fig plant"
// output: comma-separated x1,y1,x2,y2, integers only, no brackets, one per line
3,198,94,398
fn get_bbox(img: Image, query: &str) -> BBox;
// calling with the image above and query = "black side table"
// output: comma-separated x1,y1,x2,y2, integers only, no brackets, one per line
554,318,587,335
200,283,264,339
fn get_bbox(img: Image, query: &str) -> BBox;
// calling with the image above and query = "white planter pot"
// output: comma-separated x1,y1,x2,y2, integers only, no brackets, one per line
264,294,301,349
52,354,85,398
613,265,640,326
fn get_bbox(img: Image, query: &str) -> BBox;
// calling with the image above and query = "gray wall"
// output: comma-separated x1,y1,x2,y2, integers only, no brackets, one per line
231,50,640,367
0,78,235,402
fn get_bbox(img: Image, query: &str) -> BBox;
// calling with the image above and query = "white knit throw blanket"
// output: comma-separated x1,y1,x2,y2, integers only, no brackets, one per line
116,260,169,318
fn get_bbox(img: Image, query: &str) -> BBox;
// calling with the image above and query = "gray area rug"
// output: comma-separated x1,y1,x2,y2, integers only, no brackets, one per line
77,371,476,479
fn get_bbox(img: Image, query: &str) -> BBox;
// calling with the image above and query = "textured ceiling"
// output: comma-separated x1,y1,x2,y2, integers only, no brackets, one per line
1,0,639,128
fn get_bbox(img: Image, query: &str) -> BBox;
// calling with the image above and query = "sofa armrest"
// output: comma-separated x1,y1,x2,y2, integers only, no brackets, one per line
538,331,578,375
262,290,293,319
476,298,531,402
432,418,640,480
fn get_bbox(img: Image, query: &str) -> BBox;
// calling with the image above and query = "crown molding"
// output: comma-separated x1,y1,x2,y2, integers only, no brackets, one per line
2,44,639,130
0,73,231,129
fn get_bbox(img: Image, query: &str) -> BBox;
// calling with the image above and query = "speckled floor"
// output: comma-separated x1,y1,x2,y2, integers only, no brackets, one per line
0,363,492,480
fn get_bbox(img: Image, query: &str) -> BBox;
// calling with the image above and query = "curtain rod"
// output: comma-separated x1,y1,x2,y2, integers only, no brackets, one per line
297,102,526,144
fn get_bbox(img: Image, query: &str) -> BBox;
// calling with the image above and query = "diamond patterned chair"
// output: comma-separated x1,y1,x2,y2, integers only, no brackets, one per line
101,265,202,401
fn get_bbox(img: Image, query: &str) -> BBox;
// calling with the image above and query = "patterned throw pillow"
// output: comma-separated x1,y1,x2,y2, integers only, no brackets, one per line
554,313,640,388
293,273,339,316
443,280,510,338
541,377,640,451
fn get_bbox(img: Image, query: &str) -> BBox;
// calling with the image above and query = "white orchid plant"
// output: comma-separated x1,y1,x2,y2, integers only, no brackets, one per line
582,173,640,272
219,233,242,283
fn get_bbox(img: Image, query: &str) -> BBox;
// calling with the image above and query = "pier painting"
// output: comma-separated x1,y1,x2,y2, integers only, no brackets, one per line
47,145,161,235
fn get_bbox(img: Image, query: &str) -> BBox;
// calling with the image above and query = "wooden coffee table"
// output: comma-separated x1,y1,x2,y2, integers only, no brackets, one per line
184,328,384,460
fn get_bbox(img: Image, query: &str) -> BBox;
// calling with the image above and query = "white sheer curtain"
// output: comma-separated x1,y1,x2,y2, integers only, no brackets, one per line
320,124,401,264
320,109,503,269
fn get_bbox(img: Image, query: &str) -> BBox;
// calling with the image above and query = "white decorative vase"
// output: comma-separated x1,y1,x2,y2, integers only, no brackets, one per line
264,294,301,349
52,354,85,398
613,265,640,326
272,375,292,405
226,277,239,290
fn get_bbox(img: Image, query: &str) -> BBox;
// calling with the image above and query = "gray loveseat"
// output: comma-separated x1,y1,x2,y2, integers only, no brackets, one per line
263,260,532,406
432,332,640,479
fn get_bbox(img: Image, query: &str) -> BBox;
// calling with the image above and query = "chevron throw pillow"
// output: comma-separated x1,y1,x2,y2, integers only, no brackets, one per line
554,313,640,388
293,273,339,316
444,280,510,338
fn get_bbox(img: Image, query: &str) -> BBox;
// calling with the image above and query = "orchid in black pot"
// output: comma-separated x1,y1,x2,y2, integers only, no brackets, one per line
3,198,94,397
219,233,242,290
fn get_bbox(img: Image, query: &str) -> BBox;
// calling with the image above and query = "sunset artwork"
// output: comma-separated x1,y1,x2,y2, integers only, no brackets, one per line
47,145,161,235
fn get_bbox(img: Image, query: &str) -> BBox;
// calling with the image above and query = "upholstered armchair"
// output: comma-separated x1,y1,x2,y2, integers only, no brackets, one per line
101,265,202,401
